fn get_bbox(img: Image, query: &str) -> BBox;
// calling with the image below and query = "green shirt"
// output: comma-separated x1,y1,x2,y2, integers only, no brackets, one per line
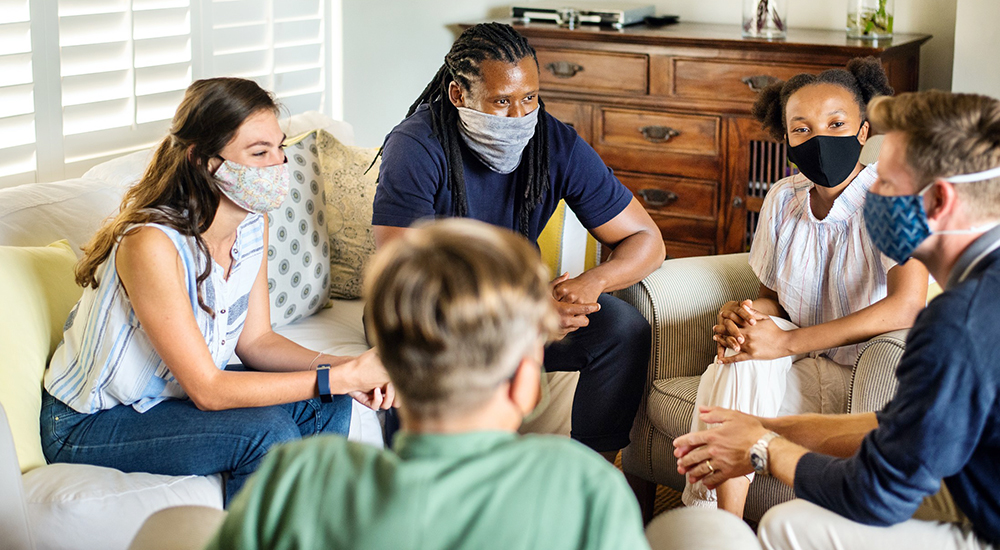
205,431,650,550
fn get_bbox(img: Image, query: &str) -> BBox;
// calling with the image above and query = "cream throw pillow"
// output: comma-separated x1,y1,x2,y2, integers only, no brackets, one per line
0,240,81,473
317,130,380,300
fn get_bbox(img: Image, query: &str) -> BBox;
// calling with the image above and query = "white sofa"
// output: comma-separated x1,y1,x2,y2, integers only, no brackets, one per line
0,114,389,550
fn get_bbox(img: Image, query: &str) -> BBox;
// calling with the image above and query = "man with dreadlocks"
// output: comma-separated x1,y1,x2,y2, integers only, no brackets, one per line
372,22,664,459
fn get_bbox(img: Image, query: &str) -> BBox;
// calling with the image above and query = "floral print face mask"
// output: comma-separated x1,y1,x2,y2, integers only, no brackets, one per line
213,157,290,213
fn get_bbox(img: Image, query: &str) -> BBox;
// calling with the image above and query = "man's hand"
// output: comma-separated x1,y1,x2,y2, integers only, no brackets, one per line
552,272,604,306
673,406,769,489
716,317,794,364
549,273,600,339
553,300,600,339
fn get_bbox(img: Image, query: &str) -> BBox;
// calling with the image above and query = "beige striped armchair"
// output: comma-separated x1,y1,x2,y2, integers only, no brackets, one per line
614,253,907,523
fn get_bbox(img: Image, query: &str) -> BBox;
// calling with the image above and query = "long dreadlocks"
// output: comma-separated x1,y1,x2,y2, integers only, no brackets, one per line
405,22,551,237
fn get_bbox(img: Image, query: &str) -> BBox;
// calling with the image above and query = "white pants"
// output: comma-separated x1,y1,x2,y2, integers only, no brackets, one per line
647,489,995,550
683,317,853,507
759,497,994,550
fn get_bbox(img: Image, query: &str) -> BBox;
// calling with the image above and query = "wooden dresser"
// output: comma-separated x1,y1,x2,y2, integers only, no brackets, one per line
501,21,931,258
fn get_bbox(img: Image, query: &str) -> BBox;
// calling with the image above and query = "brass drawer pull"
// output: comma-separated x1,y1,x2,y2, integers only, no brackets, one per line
639,126,681,143
545,61,585,78
741,75,780,92
638,188,679,206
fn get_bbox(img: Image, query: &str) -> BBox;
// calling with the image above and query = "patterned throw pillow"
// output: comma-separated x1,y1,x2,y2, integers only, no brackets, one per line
266,131,330,327
316,129,380,300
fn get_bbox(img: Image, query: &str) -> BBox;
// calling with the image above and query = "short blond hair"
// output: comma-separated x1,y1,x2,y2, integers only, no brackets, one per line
364,219,558,419
868,91,1000,220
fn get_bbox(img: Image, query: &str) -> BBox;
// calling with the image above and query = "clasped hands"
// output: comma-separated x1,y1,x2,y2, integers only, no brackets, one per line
713,299,792,363
551,272,603,339
673,406,770,488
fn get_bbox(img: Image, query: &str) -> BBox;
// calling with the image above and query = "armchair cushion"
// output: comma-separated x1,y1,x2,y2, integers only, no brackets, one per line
647,377,699,439
0,240,82,473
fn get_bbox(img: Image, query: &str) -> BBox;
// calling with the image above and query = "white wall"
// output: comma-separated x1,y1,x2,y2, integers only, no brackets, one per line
341,0,957,146
951,0,1000,98
342,1,512,146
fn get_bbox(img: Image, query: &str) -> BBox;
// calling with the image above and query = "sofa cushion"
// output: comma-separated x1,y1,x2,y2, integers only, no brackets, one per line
317,130,380,300
23,463,222,550
647,376,700,439
0,241,82,473
0,178,124,253
266,131,330,327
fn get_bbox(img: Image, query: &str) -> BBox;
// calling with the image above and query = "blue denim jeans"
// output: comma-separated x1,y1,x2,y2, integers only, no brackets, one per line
40,391,352,506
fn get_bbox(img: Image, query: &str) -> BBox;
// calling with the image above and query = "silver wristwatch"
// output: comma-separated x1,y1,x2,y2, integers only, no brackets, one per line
749,431,781,476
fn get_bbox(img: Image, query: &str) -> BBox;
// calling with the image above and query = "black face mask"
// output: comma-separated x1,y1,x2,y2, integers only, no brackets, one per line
786,128,863,188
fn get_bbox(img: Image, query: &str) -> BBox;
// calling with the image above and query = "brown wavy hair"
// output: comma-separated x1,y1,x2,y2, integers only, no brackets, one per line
75,77,279,315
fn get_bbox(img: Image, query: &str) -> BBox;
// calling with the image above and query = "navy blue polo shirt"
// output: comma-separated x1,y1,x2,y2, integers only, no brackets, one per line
794,226,1000,545
372,104,632,243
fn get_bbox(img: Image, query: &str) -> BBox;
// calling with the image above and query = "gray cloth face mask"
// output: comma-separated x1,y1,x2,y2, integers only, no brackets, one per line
456,106,539,174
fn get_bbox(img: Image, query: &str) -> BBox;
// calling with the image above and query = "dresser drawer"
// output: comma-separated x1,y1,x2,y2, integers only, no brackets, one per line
664,58,833,104
650,212,717,245
663,240,714,259
617,172,717,220
544,99,592,142
594,108,721,179
599,108,719,155
536,48,648,95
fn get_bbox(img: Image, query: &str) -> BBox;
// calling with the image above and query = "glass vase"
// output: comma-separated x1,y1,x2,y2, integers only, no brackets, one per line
742,0,787,40
847,0,894,40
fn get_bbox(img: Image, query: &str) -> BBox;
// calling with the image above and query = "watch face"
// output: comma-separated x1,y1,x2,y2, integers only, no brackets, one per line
750,451,765,473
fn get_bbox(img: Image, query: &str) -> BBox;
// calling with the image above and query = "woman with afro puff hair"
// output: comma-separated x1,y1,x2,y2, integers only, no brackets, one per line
681,57,929,516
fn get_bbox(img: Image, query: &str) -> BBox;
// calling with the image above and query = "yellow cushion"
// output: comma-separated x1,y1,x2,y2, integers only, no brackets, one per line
537,200,600,279
0,240,81,473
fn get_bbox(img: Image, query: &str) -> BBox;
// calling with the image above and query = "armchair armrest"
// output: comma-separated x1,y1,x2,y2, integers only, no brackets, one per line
849,329,908,414
614,253,760,382
0,403,34,550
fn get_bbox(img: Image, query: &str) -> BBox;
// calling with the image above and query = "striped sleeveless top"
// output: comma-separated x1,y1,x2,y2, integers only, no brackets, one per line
45,214,265,413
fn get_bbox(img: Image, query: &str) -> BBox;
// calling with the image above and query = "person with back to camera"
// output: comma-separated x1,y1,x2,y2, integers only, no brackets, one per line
372,22,665,461
204,218,651,550
682,57,929,516
40,77,394,506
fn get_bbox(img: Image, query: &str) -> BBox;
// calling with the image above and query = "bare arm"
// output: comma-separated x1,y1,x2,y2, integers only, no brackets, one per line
117,227,388,411
551,197,665,304
718,260,928,363
374,225,410,249
673,407,878,490
762,412,878,458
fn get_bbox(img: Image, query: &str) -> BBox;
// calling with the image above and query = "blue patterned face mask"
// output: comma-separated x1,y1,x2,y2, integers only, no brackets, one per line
864,165,1000,263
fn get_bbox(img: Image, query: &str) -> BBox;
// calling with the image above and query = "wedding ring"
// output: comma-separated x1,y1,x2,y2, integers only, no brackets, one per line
706,459,715,473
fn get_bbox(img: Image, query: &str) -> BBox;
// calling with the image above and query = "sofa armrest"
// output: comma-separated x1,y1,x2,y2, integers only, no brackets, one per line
849,329,908,414
0,403,35,550
614,253,760,382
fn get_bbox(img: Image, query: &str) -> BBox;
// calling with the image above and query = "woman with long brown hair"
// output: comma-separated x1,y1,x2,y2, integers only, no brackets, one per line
41,77,393,505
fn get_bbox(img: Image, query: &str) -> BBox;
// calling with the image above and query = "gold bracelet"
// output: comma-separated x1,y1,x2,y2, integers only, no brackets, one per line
309,351,323,370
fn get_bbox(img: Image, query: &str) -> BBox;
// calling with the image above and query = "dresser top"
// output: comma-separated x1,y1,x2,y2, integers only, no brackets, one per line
474,20,931,55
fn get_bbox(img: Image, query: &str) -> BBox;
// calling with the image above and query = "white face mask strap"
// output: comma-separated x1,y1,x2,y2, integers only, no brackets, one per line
945,165,1000,184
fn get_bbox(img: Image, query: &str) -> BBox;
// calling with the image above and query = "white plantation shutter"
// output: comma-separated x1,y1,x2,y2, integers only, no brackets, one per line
209,0,325,116
0,1,37,187
0,0,334,189
58,0,192,173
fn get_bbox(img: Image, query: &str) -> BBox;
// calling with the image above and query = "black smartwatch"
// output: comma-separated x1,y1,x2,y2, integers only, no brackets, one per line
316,364,333,403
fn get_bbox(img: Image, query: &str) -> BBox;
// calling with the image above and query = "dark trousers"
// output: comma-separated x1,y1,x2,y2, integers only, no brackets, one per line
544,293,650,452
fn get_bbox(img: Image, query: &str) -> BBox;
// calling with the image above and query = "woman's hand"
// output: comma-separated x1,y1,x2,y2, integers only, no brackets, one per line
713,299,766,359
716,317,794,364
342,349,395,410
